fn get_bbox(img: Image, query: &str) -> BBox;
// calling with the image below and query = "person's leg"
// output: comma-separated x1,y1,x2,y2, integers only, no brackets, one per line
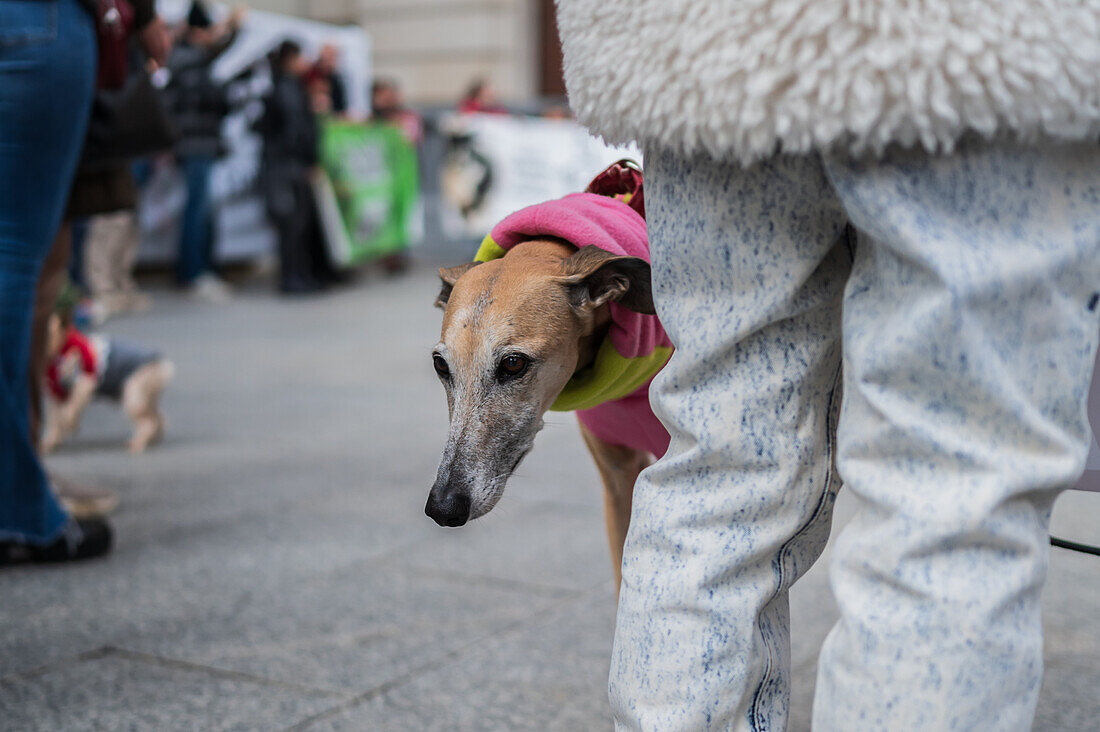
176,155,213,286
85,212,123,297
304,187,339,285
85,210,142,314
28,223,72,451
0,0,96,544
609,151,850,730
68,217,88,289
815,138,1100,730
32,224,121,520
122,360,171,453
114,209,151,311
200,188,217,279
278,173,319,293
115,211,140,294
274,210,304,291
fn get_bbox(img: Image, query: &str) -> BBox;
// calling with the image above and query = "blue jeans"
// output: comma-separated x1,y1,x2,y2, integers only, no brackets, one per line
611,138,1100,730
177,154,215,285
0,0,96,544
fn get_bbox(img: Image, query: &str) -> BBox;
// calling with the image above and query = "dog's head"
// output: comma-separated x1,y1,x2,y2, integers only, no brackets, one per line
426,239,654,526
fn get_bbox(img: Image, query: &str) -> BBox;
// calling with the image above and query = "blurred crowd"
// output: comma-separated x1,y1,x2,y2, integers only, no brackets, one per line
75,5,563,310
1,0,573,565
0,0,417,564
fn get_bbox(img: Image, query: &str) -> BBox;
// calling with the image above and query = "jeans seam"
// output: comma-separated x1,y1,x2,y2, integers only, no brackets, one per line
748,358,843,730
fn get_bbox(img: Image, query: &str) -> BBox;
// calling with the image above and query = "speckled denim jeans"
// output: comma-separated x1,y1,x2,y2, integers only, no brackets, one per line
611,138,1100,731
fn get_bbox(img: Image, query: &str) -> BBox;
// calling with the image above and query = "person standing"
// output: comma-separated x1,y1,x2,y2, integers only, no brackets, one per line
305,43,348,116
26,0,170,521
0,0,109,562
455,78,506,115
371,79,422,146
555,1,1100,729
257,41,327,294
164,1,242,300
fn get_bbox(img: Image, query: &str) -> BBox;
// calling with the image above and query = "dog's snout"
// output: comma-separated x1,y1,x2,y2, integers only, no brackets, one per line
425,487,471,527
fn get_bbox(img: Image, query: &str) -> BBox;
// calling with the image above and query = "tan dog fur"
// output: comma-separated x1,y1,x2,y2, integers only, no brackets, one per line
428,238,655,591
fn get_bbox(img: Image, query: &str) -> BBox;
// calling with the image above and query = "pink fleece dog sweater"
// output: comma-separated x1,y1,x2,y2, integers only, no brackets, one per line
474,191,673,458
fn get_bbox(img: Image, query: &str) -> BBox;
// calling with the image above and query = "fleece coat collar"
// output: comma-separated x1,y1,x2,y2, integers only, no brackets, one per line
557,0,1100,164
474,192,673,456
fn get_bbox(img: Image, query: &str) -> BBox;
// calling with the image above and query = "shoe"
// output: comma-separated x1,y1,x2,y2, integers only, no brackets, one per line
49,473,119,519
121,291,153,313
187,273,232,303
0,518,112,565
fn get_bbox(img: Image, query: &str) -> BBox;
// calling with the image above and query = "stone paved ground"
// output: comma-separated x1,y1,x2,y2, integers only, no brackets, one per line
1,266,1097,731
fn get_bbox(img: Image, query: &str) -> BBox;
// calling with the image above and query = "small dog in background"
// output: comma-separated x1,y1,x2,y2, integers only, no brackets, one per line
42,302,174,454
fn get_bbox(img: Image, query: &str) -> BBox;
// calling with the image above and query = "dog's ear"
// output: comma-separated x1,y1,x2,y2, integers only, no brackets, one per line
558,247,655,315
435,262,481,309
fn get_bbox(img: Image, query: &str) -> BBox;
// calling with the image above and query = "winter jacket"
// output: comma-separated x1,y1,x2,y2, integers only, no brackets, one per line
66,165,137,218
65,0,157,217
256,72,319,222
556,0,1100,164
257,73,319,168
164,36,235,158
475,193,673,458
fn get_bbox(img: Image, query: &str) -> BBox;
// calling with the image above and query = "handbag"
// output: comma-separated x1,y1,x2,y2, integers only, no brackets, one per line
80,71,178,171
94,0,135,90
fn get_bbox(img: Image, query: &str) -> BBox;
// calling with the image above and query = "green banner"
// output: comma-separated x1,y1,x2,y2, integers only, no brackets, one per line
317,119,418,265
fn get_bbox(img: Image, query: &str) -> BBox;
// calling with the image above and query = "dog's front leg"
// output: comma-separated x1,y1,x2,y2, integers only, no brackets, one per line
579,421,651,596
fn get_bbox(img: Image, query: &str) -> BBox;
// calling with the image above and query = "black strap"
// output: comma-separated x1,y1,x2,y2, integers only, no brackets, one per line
1050,535,1100,556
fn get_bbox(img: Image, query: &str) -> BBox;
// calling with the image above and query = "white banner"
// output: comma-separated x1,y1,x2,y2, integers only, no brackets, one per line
437,113,641,239
157,1,371,116
139,3,371,264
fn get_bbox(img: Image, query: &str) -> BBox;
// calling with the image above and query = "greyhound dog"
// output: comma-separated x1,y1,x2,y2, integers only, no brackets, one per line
426,163,671,589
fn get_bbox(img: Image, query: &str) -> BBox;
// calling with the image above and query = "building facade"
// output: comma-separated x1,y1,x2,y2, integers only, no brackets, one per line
244,0,564,104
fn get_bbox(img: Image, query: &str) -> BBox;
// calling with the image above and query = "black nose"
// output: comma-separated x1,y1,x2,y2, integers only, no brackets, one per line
425,490,471,527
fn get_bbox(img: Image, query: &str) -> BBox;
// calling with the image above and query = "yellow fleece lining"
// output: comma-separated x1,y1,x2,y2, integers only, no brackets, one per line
474,235,507,263
551,340,672,412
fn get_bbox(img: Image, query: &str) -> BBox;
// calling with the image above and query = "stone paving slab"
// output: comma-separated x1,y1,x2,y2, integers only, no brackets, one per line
0,484,430,676
1036,656,1100,732
305,589,618,732
0,649,342,732
124,562,576,695
396,500,615,594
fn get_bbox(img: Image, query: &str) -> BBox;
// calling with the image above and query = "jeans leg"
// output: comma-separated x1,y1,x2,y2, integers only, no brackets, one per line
816,138,1100,730
0,0,95,543
610,151,850,730
177,155,213,285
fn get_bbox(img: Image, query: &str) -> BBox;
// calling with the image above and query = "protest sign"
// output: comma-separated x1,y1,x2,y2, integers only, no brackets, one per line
436,113,641,239
316,120,419,265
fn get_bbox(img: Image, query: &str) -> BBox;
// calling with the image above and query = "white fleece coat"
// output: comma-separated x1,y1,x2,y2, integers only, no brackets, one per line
556,0,1100,164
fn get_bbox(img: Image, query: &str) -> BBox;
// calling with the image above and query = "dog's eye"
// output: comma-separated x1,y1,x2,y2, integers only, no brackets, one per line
497,354,529,379
433,354,450,378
